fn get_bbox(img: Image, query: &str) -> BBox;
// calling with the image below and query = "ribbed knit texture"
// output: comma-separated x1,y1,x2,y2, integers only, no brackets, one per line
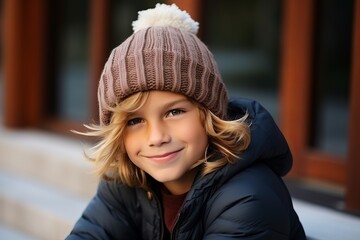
98,26,228,125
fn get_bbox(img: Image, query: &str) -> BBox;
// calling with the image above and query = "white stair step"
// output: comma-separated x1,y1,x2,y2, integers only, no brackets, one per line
0,224,36,240
0,128,98,198
0,170,91,240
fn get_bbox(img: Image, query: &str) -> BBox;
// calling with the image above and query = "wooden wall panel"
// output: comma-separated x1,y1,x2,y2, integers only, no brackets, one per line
279,0,315,176
89,0,110,123
3,0,45,127
3,0,25,127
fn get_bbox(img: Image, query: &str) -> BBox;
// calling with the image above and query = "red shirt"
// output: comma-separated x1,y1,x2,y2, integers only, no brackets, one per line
160,187,188,233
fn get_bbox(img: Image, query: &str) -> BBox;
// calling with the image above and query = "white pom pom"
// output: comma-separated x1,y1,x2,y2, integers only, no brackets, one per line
132,3,199,34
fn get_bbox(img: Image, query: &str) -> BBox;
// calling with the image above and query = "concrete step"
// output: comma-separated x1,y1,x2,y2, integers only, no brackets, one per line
0,224,36,240
0,127,99,239
0,170,90,240
0,128,98,198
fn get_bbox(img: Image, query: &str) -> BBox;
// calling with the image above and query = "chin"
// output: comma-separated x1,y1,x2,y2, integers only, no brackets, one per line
149,170,182,183
152,175,177,183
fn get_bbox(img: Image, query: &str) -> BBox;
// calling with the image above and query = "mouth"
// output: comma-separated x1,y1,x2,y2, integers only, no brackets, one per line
144,149,183,163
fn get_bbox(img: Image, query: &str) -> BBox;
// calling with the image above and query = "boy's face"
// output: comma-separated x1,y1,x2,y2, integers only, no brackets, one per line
123,91,208,195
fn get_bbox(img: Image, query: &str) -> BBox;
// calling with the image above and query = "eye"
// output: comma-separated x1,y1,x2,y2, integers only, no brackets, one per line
166,109,185,117
127,118,144,126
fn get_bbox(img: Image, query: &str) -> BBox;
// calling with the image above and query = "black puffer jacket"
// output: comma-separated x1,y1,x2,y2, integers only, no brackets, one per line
67,98,306,239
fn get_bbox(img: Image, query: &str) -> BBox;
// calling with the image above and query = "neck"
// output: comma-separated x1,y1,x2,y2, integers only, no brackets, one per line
162,167,198,195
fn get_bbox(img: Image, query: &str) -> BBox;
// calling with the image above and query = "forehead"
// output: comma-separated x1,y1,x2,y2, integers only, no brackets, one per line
137,91,191,110
117,91,193,112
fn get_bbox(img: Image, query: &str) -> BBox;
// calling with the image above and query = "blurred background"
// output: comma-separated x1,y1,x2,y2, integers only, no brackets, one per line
0,0,360,239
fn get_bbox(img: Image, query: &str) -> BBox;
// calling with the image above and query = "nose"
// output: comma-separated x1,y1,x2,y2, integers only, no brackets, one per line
147,121,170,147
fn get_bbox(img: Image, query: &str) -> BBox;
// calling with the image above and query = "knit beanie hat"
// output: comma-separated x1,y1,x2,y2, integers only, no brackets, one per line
98,3,228,125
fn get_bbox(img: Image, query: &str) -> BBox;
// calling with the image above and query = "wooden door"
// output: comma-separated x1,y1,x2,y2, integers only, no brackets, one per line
280,0,360,213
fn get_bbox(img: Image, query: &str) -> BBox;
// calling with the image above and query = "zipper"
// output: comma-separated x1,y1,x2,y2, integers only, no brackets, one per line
170,212,181,240
170,197,189,240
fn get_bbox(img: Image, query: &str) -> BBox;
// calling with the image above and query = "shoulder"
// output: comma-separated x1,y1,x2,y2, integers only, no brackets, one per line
209,163,290,211
96,179,136,207
205,163,293,237
84,179,143,221
96,179,156,215
68,179,155,239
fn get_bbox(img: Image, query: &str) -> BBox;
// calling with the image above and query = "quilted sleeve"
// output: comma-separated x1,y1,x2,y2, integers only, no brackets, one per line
66,179,141,239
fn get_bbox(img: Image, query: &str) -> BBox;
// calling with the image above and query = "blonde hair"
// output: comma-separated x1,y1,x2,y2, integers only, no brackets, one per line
79,92,250,191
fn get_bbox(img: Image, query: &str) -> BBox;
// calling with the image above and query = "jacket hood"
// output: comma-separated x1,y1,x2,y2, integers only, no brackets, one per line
227,97,292,175
190,98,292,196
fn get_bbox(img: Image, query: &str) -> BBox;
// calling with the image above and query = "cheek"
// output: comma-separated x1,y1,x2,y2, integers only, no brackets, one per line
187,125,206,143
123,133,139,159
177,117,208,148
194,126,208,149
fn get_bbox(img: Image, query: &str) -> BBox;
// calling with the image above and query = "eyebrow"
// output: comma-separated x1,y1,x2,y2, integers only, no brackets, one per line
126,97,192,118
161,98,192,110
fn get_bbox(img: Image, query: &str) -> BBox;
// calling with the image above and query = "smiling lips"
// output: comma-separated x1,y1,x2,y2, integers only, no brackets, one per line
145,149,183,164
